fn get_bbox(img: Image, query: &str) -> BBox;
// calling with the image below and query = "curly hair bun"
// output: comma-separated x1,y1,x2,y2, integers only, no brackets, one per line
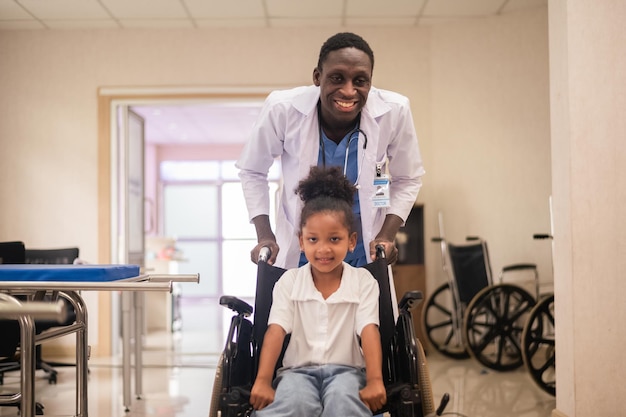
296,166,355,205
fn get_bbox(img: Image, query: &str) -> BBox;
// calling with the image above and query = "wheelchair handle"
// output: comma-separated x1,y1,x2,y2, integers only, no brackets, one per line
375,244,386,260
258,247,271,263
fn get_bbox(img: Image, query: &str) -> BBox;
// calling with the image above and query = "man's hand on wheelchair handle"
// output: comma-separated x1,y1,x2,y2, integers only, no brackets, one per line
250,378,275,410
369,239,398,264
251,240,279,265
359,378,387,412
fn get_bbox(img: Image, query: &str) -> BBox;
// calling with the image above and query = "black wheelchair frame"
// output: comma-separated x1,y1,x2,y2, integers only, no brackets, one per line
209,247,448,417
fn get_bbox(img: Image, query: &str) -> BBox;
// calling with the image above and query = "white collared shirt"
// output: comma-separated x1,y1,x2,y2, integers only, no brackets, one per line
268,262,379,369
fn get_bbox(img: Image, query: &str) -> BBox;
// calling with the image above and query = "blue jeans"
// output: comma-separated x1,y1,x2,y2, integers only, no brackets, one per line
252,364,372,417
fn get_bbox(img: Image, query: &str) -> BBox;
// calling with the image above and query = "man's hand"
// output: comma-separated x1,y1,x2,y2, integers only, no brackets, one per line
370,214,403,264
251,240,279,265
359,378,387,412
250,379,275,410
251,215,279,265
369,239,398,264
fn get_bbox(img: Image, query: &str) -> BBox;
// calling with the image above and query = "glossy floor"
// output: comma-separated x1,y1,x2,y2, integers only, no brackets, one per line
0,299,556,417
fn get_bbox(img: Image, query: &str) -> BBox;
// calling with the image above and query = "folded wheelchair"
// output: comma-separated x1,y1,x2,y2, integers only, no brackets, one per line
423,237,539,372
209,246,449,417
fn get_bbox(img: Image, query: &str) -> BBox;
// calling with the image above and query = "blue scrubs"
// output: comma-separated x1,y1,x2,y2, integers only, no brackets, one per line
299,128,367,267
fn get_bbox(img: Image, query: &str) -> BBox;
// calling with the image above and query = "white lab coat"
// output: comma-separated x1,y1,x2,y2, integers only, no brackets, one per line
237,85,425,269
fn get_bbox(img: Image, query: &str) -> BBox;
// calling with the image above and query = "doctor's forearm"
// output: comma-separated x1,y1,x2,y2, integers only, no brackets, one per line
375,214,403,242
252,215,276,243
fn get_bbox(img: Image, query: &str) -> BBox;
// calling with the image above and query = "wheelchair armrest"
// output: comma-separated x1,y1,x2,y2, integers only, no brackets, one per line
219,295,253,317
502,263,537,273
398,290,423,312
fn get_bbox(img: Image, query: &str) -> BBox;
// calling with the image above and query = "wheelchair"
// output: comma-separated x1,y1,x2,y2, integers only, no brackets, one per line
520,234,556,396
209,246,449,417
423,237,538,372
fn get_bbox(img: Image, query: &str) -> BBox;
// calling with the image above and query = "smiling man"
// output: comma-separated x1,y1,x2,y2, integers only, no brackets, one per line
237,32,425,270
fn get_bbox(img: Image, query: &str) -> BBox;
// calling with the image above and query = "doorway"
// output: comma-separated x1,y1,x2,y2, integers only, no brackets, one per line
97,88,274,357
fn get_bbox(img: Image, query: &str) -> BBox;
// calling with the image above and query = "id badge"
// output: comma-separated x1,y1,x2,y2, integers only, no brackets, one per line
372,175,391,208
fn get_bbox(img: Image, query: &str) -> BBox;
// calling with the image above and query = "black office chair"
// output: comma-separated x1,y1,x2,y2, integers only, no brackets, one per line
0,247,80,386
0,241,26,264
0,241,46,414
0,241,26,380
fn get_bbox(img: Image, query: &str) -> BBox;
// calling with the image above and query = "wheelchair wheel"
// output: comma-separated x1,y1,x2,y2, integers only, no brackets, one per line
463,284,535,371
423,283,469,359
208,353,224,417
416,338,435,416
522,294,555,396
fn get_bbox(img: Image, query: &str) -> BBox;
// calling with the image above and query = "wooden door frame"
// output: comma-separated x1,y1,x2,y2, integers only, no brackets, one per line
96,87,271,356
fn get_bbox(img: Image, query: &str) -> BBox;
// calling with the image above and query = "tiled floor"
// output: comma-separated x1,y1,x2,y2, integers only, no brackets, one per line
0,298,556,417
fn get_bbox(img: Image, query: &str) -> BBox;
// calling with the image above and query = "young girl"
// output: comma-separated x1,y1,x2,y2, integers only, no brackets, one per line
250,166,387,416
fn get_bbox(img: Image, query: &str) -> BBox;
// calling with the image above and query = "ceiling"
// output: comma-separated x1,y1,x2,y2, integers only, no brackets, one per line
1,0,546,145
0,0,546,31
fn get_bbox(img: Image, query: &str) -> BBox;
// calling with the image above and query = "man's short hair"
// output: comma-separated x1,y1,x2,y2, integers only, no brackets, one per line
317,32,374,71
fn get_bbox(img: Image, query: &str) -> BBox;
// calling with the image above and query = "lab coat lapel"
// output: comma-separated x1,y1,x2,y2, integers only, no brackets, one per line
358,90,388,248
293,86,321,180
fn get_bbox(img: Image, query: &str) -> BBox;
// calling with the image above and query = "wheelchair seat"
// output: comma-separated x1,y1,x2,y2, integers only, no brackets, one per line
209,248,447,417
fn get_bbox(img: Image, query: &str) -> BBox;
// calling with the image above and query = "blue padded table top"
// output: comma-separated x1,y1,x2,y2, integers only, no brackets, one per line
0,264,141,282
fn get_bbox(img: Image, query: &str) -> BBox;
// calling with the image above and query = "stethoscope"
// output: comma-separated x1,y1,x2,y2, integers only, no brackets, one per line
317,104,368,189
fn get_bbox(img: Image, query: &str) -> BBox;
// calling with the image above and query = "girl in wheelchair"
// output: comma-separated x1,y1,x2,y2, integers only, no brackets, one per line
250,166,387,416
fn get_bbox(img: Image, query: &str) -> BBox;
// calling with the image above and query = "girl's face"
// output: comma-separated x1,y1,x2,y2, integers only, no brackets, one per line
299,211,357,277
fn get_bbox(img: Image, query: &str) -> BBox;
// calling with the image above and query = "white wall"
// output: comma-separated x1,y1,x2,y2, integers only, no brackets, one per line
0,8,551,352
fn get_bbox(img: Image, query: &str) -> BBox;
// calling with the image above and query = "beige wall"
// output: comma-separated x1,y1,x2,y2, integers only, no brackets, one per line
550,1,626,416
427,9,551,288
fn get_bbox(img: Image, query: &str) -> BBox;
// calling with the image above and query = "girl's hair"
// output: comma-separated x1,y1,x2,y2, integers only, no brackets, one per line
296,166,356,232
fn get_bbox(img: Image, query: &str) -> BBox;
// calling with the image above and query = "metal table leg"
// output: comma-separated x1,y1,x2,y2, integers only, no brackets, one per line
122,291,132,412
134,291,144,399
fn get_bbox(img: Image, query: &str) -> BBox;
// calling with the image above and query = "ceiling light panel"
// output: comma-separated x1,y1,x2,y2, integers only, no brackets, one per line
184,0,265,19
266,0,343,18
100,0,188,19
17,0,111,19
0,0,34,19
423,0,506,17
345,0,425,18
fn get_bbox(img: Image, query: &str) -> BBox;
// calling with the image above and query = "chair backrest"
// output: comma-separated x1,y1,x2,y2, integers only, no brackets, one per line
25,247,79,265
0,242,26,356
0,241,26,264
447,241,492,304
362,256,394,385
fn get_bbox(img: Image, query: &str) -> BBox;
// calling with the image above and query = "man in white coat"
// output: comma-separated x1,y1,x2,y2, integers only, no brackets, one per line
237,32,425,269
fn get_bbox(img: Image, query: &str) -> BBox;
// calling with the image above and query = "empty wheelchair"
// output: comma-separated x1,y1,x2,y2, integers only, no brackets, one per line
209,247,449,417
423,237,538,371
520,233,556,396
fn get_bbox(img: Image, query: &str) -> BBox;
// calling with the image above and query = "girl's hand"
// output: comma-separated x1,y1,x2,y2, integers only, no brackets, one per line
359,378,387,412
250,380,275,410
